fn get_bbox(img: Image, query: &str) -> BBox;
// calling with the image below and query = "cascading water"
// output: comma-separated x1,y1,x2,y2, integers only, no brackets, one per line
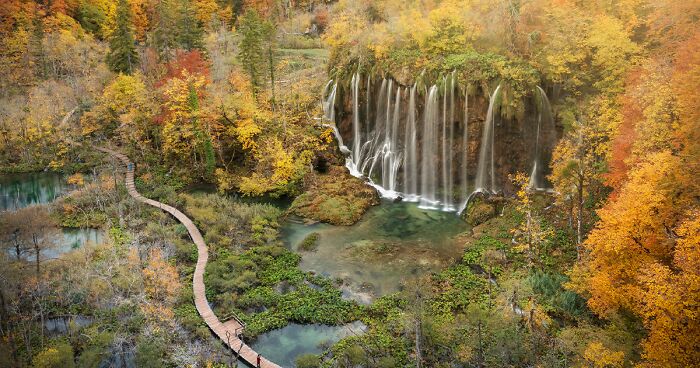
351,74,362,165
326,74,554,213
322,80,337,123
443,72,456,211
420,85,440,209
403,84,418,201
529,86,554,190
475,84,501,193
321,80,350,155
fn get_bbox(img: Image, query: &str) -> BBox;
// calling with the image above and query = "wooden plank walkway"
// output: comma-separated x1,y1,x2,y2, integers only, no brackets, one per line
96,147,280,368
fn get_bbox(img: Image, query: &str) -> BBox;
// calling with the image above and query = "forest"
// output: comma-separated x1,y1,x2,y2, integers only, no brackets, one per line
0,0,698,367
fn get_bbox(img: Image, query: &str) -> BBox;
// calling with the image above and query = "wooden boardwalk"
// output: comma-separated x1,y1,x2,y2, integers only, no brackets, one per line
97,147,280,368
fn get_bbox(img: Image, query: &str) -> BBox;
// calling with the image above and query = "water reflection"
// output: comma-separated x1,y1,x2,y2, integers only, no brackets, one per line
250,322,366,367
0,172,67,211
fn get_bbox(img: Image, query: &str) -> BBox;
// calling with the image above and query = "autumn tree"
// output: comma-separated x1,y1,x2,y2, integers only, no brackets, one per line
30,7,47,79
81,73,153,147
550,115,609,250
141,248,181,323
107,0,138,74
0,206,59,276
194,0,219,29
31,341,75,368
511,172,553,267
159,68,220,181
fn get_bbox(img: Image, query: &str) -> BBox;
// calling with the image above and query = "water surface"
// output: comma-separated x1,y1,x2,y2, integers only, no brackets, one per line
0,172,67,211
282,200,469,297
250,322,366,367
1,172,105,258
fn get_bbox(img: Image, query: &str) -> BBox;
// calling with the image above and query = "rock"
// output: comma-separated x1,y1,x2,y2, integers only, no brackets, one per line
289,166,380,225
462,193,497,226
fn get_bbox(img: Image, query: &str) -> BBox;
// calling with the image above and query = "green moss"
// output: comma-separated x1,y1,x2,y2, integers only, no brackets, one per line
289,166,379,225
298,232,320,251
464,199,496,226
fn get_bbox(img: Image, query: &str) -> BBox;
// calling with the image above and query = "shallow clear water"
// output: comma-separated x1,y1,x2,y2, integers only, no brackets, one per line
51,228,105,259
281,200,469,297
0,172,68,211
0,173,105,258
250,322,366,367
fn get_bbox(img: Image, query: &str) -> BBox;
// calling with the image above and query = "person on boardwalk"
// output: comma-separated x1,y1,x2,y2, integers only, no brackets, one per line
257,354,261,368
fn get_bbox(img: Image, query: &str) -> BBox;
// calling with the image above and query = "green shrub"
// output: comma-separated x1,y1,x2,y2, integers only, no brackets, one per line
295,353,321,368
32,341,75,368
528,271,588,318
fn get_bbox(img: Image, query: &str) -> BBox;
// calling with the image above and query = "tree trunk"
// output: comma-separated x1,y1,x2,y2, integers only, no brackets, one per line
33,233,40,276
576,173,584,256
414,317,422,368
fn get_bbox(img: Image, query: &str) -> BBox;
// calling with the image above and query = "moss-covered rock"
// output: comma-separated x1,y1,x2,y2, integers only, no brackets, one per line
289,166,379,225
462,193,501,226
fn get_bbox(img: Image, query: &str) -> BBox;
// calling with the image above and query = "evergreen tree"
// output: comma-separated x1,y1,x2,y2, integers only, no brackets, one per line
177,0,204,51
107,0,139,74
153,0,178,61
187,84,215,177
237,9,274,94
30,9,46,79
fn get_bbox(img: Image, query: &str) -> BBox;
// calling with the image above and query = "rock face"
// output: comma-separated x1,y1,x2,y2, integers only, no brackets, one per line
289,166,380,225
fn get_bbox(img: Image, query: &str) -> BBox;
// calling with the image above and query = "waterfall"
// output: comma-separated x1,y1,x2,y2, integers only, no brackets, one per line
389,86,402,192
420,85,439,209
345,77,402,199
321,80,351,155
403,84,418,201
441,77,449,210
380,80,394,190
322,80,337,122
475,84,501,193
351,73,362,165
333,75,555,214
529,86,553,190
443,72,456,211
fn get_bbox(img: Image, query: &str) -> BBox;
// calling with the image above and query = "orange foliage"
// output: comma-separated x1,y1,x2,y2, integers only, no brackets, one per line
243,0,275,18
142,248,180,303
672,31,700,166
605,71,641,194
157,49,210,87
573,151,699,366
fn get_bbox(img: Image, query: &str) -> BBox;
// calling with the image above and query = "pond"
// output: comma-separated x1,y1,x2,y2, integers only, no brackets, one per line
0,172,68,211
50,228,105,259
249,321,366,367
1,172,106,258
282,200,469,298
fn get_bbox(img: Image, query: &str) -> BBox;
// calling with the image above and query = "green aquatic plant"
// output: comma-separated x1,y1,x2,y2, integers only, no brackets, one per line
298,232,320,251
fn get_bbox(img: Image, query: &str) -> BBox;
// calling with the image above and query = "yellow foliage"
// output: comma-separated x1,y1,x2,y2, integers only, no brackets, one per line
583,342,625,368
66,173,85,186
161,71,207,157
142,248,180,304
195,0,220,27
586,15,640,95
